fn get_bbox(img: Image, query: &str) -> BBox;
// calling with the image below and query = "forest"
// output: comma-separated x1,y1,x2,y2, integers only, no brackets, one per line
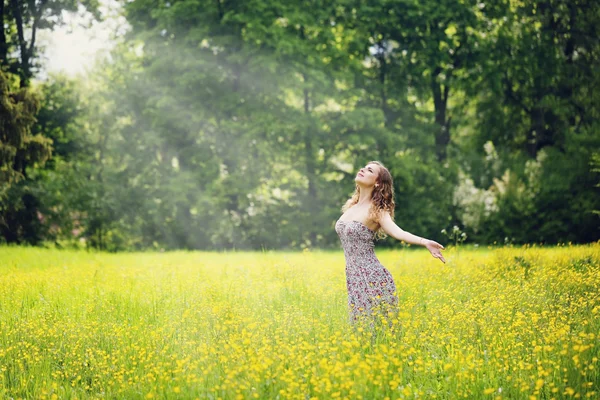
1,0,599,251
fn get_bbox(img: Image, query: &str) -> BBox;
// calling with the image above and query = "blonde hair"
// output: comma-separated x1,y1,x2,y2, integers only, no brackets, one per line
341,161,395,239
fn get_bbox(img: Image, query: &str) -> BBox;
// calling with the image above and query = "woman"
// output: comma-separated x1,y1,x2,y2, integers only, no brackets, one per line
335,161,446,323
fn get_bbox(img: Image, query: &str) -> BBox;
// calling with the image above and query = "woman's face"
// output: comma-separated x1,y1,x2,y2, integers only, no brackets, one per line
355,163,380,187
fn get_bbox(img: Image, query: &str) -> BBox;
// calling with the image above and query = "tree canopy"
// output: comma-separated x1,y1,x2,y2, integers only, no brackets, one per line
1,0,599,250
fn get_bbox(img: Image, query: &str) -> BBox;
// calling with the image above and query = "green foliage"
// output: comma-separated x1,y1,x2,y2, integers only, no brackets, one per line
592,149,600,223
0,70,50,187
0,70,53,245
1,0,599,249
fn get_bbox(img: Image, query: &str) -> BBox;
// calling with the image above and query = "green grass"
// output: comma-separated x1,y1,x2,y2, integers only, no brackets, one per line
0,243,599,399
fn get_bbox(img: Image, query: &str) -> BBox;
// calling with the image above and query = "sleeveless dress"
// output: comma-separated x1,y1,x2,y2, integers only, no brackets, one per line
335,219,399,323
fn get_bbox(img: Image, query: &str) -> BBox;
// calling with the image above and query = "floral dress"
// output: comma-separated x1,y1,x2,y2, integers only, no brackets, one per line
335,219,399,323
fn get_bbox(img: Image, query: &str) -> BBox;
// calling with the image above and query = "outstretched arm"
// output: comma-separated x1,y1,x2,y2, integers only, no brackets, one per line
379,211,446,263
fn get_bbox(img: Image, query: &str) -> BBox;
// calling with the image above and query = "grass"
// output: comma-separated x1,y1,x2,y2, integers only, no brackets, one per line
0,243,599,399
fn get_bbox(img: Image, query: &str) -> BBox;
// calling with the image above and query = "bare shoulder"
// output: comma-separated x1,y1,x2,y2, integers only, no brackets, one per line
377,210,397,230
378,210,393,223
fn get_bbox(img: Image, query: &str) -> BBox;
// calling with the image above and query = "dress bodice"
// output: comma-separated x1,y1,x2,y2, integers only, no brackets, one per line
335,219,376,262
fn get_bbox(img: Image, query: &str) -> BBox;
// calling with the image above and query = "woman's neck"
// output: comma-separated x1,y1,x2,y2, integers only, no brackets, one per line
357,187,373,205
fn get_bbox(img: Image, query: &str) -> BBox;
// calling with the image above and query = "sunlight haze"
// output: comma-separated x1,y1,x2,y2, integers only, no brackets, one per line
38,0,126,77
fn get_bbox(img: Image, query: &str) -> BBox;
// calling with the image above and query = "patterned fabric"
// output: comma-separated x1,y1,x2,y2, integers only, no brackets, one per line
335,219,399,323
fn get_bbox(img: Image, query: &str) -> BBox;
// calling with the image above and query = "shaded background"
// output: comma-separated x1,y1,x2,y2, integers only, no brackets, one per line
1,0,599,251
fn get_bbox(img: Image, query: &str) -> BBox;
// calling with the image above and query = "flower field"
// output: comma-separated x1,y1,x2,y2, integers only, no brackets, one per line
1,244,599,399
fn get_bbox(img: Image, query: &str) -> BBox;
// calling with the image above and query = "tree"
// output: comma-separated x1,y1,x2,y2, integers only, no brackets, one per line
0,69,52,243
0,0,101,87
338,0,484,162
477,0,600,159
0,70,50,190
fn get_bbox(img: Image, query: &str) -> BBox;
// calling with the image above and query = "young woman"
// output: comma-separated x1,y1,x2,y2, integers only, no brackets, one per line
335,161,446,323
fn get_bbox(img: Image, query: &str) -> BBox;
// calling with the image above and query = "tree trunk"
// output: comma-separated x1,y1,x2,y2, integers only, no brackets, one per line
303,72,318,246
0,0,7,63
431,68,451,162
9,0,31,87
376,43,394,158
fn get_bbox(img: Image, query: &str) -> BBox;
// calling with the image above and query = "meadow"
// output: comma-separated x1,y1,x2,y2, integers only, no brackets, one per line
0,243,599,399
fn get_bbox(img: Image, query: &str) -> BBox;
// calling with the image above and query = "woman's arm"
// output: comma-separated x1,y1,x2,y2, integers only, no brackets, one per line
379,211,427,245
379,211,446,263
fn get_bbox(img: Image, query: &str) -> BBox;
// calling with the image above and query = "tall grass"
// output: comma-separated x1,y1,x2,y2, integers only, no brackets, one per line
1,243,599,399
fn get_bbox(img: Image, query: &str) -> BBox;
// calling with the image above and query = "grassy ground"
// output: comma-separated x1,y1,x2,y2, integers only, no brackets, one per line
0,243,599,399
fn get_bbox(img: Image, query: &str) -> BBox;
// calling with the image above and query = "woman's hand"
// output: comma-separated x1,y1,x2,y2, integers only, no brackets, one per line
423,239,446,263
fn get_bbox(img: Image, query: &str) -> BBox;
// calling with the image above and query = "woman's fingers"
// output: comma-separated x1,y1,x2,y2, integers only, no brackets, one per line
427,242,447,263
430,250,446,263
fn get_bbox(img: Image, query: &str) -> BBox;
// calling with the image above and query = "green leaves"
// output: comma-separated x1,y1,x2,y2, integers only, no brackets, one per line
2,0,598,248
0,71,50,188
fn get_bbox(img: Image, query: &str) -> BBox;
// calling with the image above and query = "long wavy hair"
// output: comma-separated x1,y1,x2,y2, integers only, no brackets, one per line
341,161,395,239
